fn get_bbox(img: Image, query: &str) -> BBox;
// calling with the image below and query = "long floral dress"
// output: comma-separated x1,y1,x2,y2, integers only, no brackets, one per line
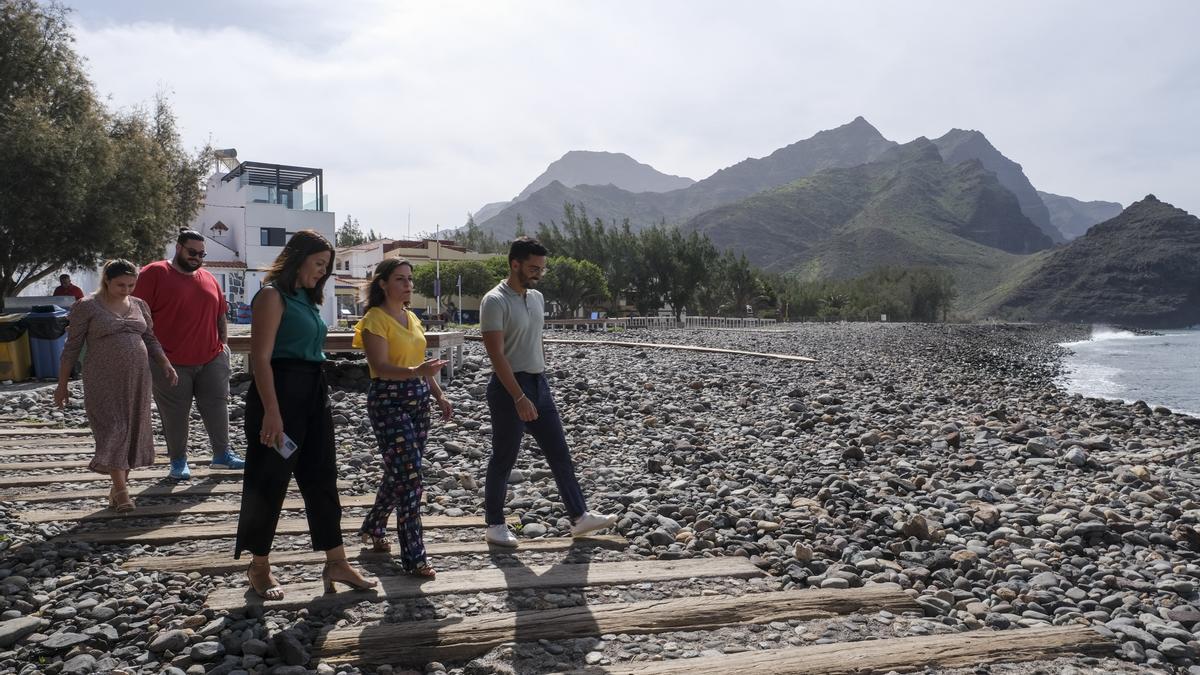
59,296,165,473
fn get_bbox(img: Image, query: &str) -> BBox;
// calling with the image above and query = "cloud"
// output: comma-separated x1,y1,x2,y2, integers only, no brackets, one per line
70,0,1200,235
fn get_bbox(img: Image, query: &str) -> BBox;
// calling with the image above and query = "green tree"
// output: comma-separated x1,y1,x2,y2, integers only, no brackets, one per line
0,1,205,303
412,260,496,299
484,255,510,282
539,257,608,319
336,214,366,247
662,229,714,321
455,214,503,254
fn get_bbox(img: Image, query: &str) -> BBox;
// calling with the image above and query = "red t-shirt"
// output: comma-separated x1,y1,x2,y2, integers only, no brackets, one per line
132,260,228,366
52,284,84,301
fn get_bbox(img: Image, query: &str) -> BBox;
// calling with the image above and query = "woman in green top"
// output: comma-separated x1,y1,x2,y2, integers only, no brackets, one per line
235,230,375,600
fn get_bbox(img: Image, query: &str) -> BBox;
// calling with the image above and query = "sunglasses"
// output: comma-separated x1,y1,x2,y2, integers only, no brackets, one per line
184,247,207,259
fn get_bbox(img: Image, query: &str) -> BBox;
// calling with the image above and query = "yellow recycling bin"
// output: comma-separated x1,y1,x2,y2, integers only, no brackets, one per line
0,314,33,382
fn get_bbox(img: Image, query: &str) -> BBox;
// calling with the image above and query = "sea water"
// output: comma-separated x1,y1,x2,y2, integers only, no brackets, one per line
1060,326,1200,417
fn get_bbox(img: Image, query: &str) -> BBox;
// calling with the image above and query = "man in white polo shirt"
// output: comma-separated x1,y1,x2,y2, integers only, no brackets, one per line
479,237,617,547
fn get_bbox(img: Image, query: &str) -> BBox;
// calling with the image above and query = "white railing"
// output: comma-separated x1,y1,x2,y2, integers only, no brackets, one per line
543,315,778,331
682,316,777,329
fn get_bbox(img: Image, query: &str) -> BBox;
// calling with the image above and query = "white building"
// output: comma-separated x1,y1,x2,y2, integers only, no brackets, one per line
18,154,337,325
186,158,337,324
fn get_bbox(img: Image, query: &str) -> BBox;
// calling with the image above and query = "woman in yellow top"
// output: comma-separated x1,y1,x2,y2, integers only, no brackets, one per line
353,258,452,577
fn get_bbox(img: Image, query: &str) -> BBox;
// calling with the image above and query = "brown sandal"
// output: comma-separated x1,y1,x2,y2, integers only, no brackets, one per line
247,560,284,601
109,488,134,513
360,532,392,552
409,563,436,579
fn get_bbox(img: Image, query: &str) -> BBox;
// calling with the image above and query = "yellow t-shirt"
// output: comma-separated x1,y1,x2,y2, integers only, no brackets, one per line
352,307,427,378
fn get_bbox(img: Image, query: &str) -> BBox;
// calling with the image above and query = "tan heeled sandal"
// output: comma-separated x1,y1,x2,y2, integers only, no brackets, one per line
322,557,378,593
247,560,284,601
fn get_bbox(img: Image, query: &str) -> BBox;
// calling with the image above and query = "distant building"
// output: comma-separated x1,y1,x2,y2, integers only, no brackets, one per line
334,238,494,320
19,152,339,324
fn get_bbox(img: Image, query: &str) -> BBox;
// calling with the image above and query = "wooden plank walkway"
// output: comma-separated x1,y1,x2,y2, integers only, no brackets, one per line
0,406,1114,672
0,466,244,488
0,427,92,437
316,585,919,665
19,493,380,522
569,625,1111,674
125,535,629,574
0,436,94,448
207,557,765,612
0,456,209,472
3,480,350,503
0,446,162,458
61,514,497,545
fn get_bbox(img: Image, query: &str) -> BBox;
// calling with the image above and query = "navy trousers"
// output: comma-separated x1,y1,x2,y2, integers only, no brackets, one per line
485,372,587,525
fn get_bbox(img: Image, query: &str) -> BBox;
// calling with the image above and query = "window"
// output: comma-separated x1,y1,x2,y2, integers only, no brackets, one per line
260,227,286,246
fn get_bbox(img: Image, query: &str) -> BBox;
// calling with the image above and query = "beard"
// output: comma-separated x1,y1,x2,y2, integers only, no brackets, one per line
518,270,541,288
174,253,201,273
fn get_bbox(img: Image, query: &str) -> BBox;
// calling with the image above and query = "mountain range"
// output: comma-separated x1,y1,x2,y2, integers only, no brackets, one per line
474,117,897,240
468,118,1197,326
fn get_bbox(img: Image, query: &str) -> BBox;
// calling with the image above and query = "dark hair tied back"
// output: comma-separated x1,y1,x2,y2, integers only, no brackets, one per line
177,228,204,245
367,258,413,310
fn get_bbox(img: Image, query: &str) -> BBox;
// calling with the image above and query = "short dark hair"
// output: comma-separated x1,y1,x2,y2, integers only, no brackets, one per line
508,236,548,263
177,228,204,245
366,259,413,310
58,274,70,283
262,229,334,304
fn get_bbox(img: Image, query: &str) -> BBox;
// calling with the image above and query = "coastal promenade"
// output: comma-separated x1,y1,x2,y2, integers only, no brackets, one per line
12,322,1197,673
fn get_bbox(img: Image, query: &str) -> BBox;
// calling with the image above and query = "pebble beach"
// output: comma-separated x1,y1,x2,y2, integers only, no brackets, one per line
2,322,1200,674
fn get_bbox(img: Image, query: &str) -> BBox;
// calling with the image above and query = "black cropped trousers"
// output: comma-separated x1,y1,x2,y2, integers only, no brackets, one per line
235,359,342,558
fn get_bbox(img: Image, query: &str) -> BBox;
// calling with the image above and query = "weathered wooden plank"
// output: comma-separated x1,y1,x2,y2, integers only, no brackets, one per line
0,427,92,437
0,446,155,458
19,493,379,523
62,514,494,545
125,536,628,574
0,456,205,472
316,585,918,665
0,437,94,448
568,625,1111,675
0,466,244,488
464,335,816,363
207,557,763,612
2,480,350,503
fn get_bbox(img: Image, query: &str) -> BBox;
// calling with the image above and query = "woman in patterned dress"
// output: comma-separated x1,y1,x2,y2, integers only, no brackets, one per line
54,259,179,512
354,258,452,577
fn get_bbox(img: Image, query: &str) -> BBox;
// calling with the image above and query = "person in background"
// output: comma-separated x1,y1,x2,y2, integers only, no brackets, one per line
354,258,452,578
54,260,178,512
133,228,244,479
479,236,617,547
234,230,375,600
51,274,84,302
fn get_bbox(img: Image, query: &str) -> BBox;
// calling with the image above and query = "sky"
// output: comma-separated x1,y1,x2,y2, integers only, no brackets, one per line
66,1,1200,238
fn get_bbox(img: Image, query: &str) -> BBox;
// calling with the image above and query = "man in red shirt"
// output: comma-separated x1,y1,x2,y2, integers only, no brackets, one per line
134,229,244,479
52,274,84,302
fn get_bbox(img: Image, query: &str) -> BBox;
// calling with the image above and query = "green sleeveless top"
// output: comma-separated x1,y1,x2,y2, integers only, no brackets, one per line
270,284,326,362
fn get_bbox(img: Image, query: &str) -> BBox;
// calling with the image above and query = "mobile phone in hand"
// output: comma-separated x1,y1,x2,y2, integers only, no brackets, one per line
275,433,298,459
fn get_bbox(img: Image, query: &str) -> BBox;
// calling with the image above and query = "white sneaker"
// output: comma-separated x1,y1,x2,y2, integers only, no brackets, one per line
485,524,519,547
570,511,618,537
